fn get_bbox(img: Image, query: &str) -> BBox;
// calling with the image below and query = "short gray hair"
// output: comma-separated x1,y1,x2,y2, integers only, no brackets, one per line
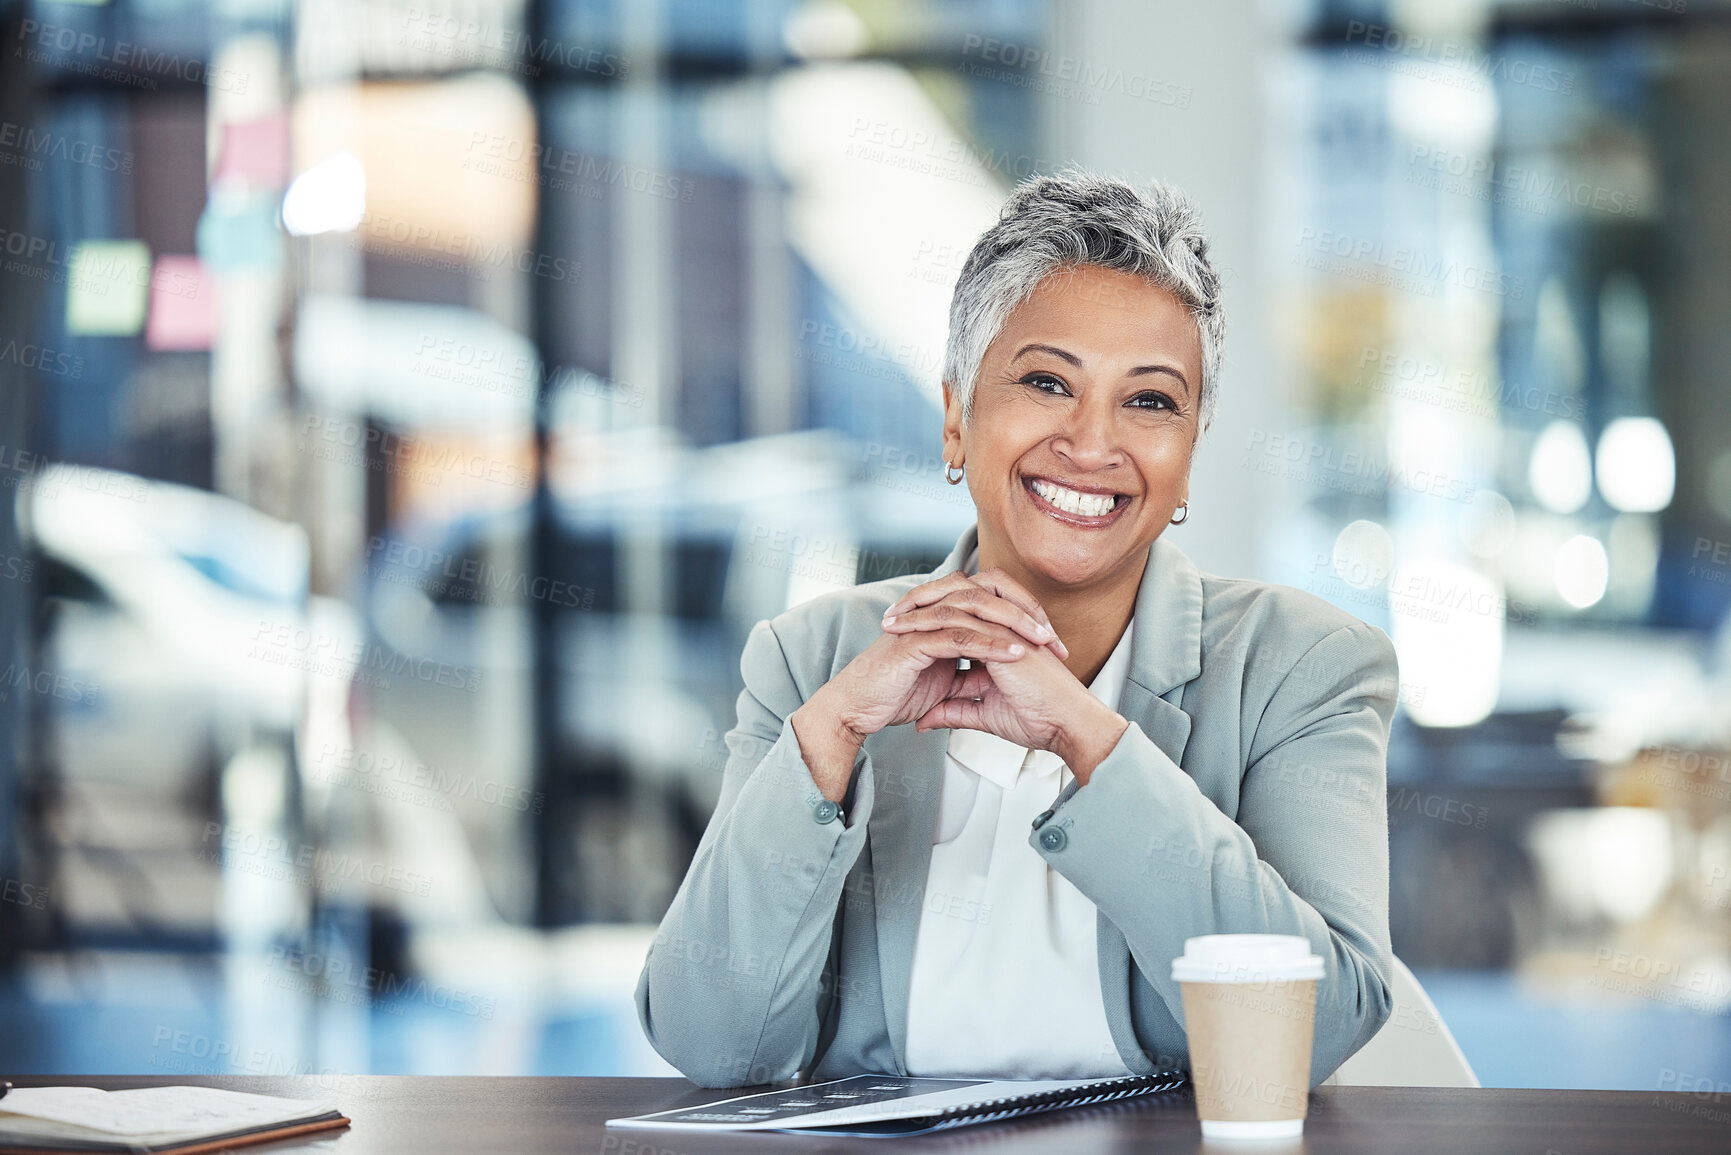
943,168,1225,434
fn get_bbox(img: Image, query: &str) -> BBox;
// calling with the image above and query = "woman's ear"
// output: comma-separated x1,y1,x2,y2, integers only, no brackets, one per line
941,379,965,462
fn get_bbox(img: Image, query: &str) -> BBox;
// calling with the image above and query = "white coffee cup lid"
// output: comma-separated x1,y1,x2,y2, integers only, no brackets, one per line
1170,934,1325,983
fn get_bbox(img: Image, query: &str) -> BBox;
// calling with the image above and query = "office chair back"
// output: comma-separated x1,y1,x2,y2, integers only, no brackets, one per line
1324,955,1479,1087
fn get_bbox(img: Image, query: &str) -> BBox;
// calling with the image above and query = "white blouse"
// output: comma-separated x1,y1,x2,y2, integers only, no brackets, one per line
902,556,1136,1079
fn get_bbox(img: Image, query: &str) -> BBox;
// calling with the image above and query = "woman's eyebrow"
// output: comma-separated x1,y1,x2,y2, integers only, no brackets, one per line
1127,364,1191,394
1011,342,1083,367
1011,342,1191,394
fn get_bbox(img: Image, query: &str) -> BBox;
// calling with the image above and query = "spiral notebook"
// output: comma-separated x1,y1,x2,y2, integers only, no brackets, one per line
0,1085,350,1154
606,1070,1188,1137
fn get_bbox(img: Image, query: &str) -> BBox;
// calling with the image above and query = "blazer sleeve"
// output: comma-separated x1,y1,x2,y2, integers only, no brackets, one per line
1030,620,1397,1087
635,616,881,1088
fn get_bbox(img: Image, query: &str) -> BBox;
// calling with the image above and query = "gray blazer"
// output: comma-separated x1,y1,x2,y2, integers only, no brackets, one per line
636,522,1398,1089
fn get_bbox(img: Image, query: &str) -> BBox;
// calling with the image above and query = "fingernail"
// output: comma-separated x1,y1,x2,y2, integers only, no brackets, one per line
1008,643,1025,656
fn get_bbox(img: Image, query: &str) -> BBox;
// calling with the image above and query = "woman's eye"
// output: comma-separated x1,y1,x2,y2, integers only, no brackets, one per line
1131,392,1174,411
1024,373,1068,395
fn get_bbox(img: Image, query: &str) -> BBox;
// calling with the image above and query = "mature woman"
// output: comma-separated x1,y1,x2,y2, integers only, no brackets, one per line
636,171,1397,1090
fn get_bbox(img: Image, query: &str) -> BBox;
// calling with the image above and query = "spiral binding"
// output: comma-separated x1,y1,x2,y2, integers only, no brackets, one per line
916,1070,1188,1133
798,1070,1189,1137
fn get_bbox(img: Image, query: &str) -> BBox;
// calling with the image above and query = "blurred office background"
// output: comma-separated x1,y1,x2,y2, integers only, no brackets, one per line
0,0,1727,1091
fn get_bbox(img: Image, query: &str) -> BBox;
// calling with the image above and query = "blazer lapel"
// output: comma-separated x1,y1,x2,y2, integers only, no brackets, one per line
866,523,976,1073
1126,533,1205,700
1115,681,1194,763
1097,531,1205,1072
863,721,947,1072
1114,531,1205,770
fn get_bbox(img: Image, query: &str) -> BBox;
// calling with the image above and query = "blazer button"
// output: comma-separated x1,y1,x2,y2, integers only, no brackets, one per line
812,799,841,824
1038,826,1067,852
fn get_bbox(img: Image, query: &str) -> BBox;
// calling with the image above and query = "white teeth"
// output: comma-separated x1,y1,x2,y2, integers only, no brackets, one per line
1030,478,1119,518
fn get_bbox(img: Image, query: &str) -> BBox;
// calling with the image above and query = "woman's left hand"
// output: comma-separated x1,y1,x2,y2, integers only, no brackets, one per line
879,570,1129,780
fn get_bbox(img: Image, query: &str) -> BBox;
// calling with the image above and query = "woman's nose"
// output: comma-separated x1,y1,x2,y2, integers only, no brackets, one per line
1052,400,1122,467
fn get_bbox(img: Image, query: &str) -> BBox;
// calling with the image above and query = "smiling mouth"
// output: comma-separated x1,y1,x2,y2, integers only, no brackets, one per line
1023,476,1131,525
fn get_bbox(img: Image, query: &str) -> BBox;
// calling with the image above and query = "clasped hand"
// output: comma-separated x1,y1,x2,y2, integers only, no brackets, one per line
811,568,1126,781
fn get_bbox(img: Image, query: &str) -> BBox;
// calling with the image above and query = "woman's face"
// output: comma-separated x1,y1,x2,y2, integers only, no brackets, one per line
943,263,1203,592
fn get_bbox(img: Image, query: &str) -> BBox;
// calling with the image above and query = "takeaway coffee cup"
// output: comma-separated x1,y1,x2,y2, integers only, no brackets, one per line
1171,934,1325,1141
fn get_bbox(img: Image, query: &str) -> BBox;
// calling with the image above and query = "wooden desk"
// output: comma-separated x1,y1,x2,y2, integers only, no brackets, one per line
7,1075,1729,1153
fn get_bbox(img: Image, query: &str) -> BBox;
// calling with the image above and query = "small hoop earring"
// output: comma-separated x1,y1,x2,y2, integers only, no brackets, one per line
1169,503,1189,525
945,460,965,485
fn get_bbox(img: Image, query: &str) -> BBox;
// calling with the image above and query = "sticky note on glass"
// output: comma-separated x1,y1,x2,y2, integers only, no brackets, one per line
197,195,282,272
216,114,291,189
145,255,216,351
66,239,151,336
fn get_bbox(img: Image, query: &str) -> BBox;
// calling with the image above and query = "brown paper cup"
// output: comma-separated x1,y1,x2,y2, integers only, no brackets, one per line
1172,935,1324,1141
